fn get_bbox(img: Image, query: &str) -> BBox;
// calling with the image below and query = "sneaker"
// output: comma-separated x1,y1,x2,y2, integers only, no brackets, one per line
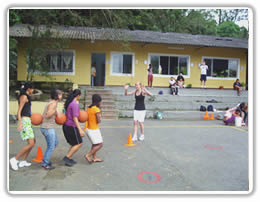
139,135,145,141
70,159,77,164
132,134,138,142
18,161,31,168
42,164,55,170
63,156,73,167
10,157,19,171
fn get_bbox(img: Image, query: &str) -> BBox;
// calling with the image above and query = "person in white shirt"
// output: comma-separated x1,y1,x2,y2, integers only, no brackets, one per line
198,61,208,88
91,64,96,86
169,77,178,95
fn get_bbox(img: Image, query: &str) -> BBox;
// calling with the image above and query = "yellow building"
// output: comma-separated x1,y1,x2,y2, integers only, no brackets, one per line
10,24,248,89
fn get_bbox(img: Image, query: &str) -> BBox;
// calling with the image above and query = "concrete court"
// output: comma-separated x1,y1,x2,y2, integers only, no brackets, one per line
8,119,249,192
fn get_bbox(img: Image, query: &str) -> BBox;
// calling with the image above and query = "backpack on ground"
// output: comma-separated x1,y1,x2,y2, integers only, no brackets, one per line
207,105,214,112
200,105,207,111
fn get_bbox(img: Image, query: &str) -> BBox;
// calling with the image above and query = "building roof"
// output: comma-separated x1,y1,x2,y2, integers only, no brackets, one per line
9,24,248,49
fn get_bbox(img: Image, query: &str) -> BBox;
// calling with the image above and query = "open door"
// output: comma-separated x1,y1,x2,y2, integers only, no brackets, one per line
91,53,105,86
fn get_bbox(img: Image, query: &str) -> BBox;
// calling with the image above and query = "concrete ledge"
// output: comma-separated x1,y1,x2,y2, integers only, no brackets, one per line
118,110,224,120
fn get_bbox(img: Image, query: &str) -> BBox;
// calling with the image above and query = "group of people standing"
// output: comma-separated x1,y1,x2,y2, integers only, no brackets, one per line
9,60,246,171
10,80,152,171
10,82,103,171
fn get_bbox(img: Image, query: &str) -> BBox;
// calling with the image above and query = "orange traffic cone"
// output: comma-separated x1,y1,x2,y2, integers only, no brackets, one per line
125,133,136,147
32,146,43,163
204,110,209,120
210,113,215,120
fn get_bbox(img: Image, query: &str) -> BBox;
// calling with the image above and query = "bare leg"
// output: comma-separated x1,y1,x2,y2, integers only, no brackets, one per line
85,143,103,162
15,138,35,160
133,120,138,136
66,143,82,159
139,122,144,135
22,139,36,160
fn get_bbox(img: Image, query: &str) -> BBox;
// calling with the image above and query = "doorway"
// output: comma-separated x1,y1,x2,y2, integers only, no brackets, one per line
91,53,105,86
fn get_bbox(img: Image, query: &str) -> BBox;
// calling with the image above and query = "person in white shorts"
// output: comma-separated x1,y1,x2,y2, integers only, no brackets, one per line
84,94,103,163
124,82,153,141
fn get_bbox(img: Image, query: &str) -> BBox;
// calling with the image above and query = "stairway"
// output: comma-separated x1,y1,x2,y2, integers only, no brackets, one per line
85,89,117,120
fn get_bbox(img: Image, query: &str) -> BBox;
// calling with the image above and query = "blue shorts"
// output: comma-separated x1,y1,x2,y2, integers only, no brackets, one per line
200,74,207,81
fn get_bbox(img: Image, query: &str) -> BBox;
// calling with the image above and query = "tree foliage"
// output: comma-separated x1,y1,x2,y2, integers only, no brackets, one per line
10,9,248,37
9,9,248,81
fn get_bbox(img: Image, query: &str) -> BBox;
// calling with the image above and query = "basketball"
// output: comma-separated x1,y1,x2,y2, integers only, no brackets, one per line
55,113,67,125
78,110,88,123
31,113,43,125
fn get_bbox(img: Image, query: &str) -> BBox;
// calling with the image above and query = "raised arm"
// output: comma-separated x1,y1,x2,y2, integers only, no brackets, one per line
142,86,153,96
124,85,136,96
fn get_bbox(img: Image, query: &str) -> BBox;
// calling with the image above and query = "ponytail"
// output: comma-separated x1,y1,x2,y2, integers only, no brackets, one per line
64,89,81,110
88,94,102,108
19,82,33,97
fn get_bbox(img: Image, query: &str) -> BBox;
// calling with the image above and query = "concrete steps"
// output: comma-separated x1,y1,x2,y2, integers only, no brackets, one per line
80,86,248,120
84,89,117,120
118,110,223,120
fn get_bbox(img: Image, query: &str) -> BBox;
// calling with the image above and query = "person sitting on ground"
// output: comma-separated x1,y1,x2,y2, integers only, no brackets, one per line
223,108,242,125
169,77,178,95
239,102,248,126
177,72,185,85
233,79,242,96
177,78,185,88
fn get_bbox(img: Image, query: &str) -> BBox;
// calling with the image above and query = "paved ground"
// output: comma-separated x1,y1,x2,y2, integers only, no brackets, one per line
8,119,249,192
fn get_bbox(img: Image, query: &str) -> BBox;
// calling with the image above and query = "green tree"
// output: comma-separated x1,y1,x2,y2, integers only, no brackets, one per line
239,26,249,39
185,10,217,35
215,9,248,25
216,21,241,38
10,9,71,81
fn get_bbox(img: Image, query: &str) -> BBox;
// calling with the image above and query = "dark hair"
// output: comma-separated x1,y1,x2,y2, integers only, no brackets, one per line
89,94,102,108
51,88,62,100
239,102,245,110
225,107,230,110
20,82,34,95
235,109,241,115
64,89,81,110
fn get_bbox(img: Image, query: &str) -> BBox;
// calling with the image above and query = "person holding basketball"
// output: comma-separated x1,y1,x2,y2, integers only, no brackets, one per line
10,82,35,171
62,89,85,167
40,89,63,170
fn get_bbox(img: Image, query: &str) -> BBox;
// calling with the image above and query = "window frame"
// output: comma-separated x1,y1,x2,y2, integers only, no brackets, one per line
148,53,190,78
27,50,76,75
110,52,135,76
202,56,240,80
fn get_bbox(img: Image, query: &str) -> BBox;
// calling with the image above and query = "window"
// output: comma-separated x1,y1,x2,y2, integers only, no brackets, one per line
111,53,133,74
46,51,74,73
149,54,189,75
204,57,239,78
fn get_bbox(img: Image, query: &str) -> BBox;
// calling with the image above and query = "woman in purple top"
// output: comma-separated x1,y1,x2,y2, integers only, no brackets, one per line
62,89,86,167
